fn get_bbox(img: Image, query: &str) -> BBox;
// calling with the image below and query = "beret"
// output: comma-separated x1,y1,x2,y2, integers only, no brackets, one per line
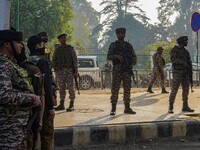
0,30,23,41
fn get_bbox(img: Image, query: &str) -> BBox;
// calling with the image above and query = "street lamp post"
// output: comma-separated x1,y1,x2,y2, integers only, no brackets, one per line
0,0,11,30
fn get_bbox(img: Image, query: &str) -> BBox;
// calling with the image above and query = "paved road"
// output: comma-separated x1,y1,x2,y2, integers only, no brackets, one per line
56,136,200,150
54,88,200,128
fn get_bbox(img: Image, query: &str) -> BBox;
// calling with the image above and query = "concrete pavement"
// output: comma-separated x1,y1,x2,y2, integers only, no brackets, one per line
54,88,200,149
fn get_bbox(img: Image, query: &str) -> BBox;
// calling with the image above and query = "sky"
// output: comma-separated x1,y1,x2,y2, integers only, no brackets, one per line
87,0,160,24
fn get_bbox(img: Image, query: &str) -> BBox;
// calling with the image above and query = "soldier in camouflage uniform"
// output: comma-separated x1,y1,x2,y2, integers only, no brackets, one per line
107,28,137,115
37,32,58,106
168,36,194,114
27,35,55,150
0,30,41,149
147,47,169,93
52,34,78,112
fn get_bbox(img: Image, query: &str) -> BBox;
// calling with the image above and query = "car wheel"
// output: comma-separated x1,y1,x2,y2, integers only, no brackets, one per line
79,75,93,90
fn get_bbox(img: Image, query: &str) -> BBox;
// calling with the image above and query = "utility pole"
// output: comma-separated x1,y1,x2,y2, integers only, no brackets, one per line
0,0,11,30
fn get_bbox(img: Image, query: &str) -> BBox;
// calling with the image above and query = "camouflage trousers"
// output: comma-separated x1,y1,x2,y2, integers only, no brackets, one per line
110,69,131,104
169,72,189,103
149,69,165,88
0,112,29,150
55,68,75,101
40,108,54,150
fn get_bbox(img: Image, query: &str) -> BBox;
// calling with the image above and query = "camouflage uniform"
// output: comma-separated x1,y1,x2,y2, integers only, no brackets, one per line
27,35,55,150
52,42,78,111
168,36,194,113
0,53,34,149
37,32,58,106
28,55,54,150
147,47,168,93
107,28,137,115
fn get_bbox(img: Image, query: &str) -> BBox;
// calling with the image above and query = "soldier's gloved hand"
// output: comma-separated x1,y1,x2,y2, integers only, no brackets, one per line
113,55,124,63
32,95,41,107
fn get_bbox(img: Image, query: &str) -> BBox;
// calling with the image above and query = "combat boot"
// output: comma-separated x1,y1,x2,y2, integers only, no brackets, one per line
161,88,169,94
66,101,74,112
147,86,154,93
110,104,116,115
124,103,136,114
168,102,174,114
55,100,65,111
182,102,194,112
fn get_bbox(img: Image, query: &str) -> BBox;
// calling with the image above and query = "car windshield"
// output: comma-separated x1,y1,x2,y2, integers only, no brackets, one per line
78,59,94,68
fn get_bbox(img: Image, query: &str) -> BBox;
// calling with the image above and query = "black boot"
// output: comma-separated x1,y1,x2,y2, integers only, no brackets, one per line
66,101,74,112
124,103,136,114
182,102,194,112
55,100,65,111
110,104,116,115
161,88,169,94
168,102,174,114
147,86,154,93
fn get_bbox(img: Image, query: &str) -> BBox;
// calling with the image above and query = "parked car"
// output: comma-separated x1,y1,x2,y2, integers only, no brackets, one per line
164,63,200,81
77,56,101,89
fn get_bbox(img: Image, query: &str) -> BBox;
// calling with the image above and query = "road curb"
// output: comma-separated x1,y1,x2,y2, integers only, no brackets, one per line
54,120,200,148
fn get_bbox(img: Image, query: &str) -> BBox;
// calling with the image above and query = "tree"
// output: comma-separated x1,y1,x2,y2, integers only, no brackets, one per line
70,0,100,51
10,0,73,41
157,0,200,52
98,0,156,51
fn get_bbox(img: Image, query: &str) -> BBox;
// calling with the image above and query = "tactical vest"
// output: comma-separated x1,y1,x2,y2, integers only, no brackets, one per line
0,56,34,94
112,41,133,68
23,62,44,96
54,45,73,69
172,46,189,70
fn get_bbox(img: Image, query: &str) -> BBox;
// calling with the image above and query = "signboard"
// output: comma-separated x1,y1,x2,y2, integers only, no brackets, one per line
191,12,200,32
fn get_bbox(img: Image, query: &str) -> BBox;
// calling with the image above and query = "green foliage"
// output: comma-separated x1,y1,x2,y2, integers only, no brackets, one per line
144,39,176,70
98,0,155,51
10,0,73,41
157,0,200,52
70,0,100,52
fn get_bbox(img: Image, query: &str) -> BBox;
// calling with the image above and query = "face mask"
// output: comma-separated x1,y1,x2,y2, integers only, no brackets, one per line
42,38,48,43
36,47,45,55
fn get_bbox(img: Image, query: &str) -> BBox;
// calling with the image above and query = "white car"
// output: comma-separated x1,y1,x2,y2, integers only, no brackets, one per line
164,63,200,81
77,56,101,89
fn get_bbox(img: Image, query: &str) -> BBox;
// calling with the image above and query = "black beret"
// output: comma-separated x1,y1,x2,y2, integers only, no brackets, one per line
37,32,47,37
27,35,43,49
157,47,164,51
177,36,188,43
0,30,23,41
116,28,126,34
57,33,67,39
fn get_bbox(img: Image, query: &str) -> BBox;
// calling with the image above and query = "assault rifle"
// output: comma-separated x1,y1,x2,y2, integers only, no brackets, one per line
129,68,137,85
74,73,80,95
188,66,194,93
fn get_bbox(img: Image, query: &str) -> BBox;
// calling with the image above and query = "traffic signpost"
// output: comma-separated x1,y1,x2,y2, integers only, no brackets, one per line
191,12,200,85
